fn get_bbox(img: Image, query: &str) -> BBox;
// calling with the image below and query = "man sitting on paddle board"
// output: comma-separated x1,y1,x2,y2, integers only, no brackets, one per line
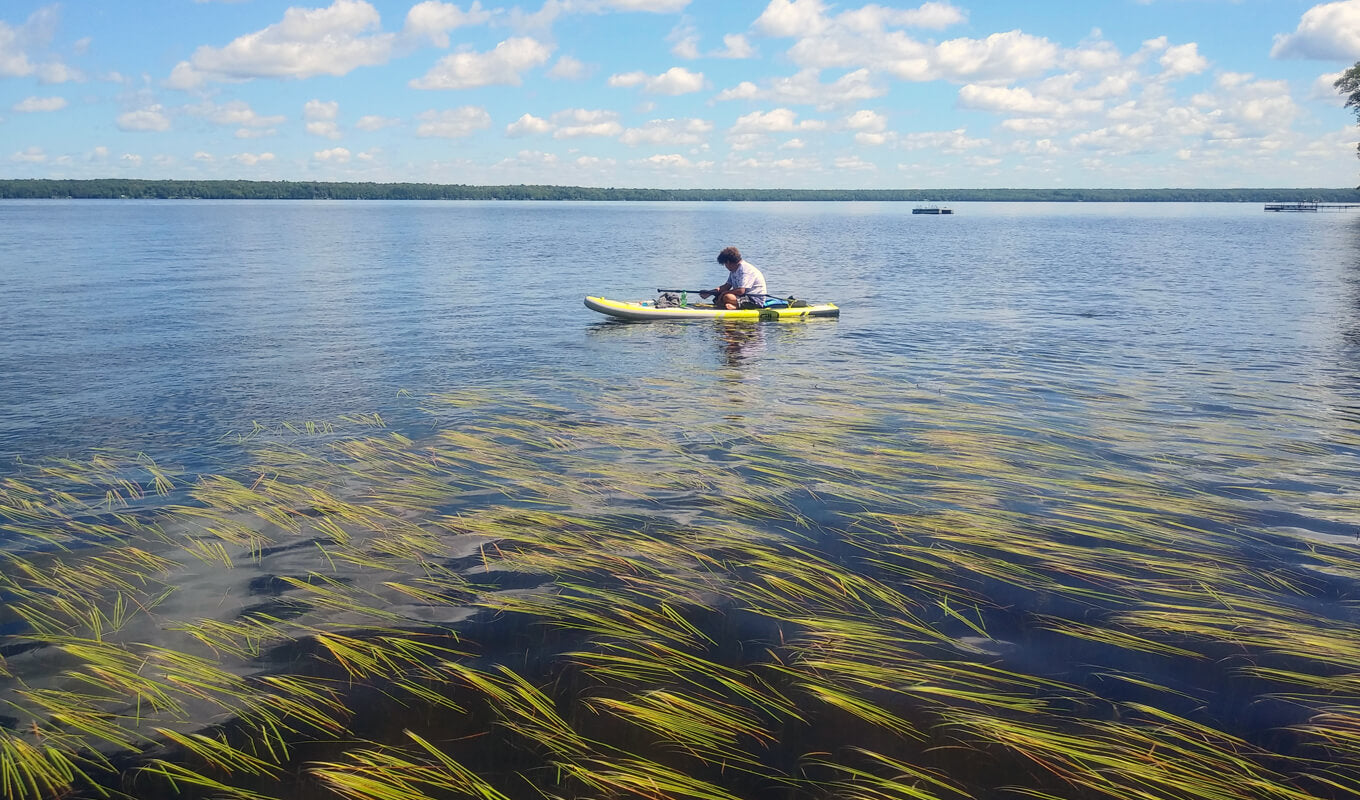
701,246,769,310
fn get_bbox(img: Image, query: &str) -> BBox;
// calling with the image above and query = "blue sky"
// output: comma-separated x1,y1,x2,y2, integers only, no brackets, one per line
2,0,1358,188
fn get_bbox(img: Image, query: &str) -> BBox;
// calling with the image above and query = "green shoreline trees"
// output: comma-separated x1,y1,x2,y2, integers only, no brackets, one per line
0,179,1356,201
1338,61,1360,183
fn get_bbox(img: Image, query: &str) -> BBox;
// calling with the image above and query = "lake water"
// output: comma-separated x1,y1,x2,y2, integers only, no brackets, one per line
2,200,1359,799
3,201,1356,468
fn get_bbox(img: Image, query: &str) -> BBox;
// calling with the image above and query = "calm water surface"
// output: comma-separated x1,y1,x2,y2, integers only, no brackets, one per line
2,200,1357,471
2,200,1359,797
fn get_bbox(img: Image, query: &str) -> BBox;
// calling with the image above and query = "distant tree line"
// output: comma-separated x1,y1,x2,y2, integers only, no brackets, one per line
0,179,1356,203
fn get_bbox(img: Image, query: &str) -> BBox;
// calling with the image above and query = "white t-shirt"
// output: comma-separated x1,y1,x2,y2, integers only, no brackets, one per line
725,259,767,300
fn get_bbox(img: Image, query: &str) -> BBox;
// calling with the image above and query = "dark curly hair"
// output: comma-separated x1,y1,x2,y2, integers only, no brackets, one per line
716,246,742,265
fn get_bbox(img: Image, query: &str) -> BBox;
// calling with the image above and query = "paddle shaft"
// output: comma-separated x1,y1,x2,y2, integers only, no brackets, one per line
656,288,790,298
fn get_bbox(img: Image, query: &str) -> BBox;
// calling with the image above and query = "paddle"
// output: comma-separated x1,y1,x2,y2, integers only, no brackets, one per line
654,288,806,309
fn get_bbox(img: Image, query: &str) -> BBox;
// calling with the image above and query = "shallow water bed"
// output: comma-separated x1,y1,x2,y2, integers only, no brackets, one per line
1,363,1358,800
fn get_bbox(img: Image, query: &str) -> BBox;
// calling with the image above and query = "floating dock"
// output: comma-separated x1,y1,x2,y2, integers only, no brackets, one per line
1264,202,1360,212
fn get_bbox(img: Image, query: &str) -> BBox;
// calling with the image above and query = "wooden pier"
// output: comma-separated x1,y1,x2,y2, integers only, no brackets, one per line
1264,201,1360,212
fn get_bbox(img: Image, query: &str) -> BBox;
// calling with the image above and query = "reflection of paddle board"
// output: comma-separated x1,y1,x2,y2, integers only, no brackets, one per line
584,296,840,321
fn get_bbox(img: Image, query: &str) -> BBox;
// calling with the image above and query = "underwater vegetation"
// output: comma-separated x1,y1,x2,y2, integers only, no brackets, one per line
1,366,1358,800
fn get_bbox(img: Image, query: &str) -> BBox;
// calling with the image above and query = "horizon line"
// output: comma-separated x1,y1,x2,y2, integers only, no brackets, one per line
1,178,1357,192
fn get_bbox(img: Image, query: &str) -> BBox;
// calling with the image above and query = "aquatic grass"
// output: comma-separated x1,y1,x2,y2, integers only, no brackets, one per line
136,759,279,800
567,639,803,722
1034,617,1207,660
952,708,1323,800
312,730,515,800
586,688,775,763
168,616,286,659
1,368,1359,800
149,728,281,777
556,755,750,800
440,661,594,757
810,749,969,800
0,731,109,800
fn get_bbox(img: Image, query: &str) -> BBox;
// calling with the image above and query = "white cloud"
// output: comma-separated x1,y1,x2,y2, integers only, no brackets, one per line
715,33,756,58
118,106,171,131
755,0,831,38
38,62,83,84
899,128,989,152
669,21,754,59
592,0,691,12
356,114,400,130
1001,117,1064,136
166,0,395,88
551,108,623,138
90,146,109,161
402,1,493,47
1070,123,1157,153
304,99,342,138
121,153,143,166
231,152,277,166
314,146,352,162
832,154,875,170
715,81,759,101
1194,75,1299,133
506,112,552,137
608,66,704,94
548,55,588,79
930,31,1059,81
306,121,341,138
729,155,819,171
671,39,700,59
714,67,884,109
1272,0,1360,60
186,99,285,129
12,146,46,163
1063,39,1122,72
783,25,1058,82
411,37,552,89
837,2,966,32
0,20,36,78
958,84,1063,115
0,7,82,83
619,117,713,146
1158,42,1208,79
731,108,825,133
1314,70,1348,103
667,20,701,58
305,99,339,120
635,153,709,169
854,132,890,146
761,1,1050,83
13,96,67,112
235,127,278,139
415,106,491,137
844,109,886,132
194,151,213,162
493,150,560,170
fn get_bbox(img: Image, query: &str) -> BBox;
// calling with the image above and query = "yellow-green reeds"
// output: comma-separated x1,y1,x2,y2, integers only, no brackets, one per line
0,369,1356,800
